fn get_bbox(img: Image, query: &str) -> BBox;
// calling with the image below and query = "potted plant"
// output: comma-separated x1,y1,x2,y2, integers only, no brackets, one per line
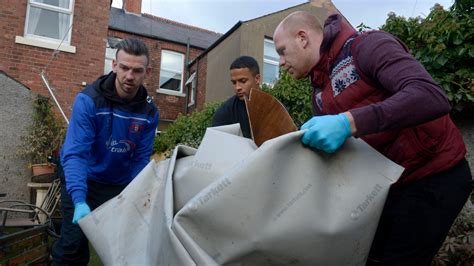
19,95,66,178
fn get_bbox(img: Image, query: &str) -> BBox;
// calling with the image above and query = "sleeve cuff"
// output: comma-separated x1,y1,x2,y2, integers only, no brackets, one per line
350,105,379,137
71,190,87,205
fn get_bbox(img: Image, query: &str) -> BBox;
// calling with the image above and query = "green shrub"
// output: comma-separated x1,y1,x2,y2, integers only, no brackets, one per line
18,95,66,166
262,70,313,127
381,2,474,112
153,102,222,154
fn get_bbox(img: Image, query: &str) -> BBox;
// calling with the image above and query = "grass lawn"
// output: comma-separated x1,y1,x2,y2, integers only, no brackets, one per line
89,243,102,265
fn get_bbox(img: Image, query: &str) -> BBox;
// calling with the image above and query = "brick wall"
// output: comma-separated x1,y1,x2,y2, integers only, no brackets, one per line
0,0,208,126
0,0,110,116
124,0,142,14
0,226,50,264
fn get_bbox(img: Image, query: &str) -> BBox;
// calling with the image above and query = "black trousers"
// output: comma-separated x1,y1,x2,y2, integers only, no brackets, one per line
367,159,473,265
52,175,127,266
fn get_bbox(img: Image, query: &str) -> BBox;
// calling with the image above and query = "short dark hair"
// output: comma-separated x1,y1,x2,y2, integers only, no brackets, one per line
115,38,150,65
230,56,260,76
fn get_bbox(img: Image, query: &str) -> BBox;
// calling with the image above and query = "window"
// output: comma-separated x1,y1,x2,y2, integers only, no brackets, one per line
25,0,74,44
104,37,121,74
185,72,196,107
159,50,184,93
263,38,280,85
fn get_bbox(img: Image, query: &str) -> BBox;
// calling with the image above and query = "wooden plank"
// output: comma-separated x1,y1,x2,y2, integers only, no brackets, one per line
245,88,297,146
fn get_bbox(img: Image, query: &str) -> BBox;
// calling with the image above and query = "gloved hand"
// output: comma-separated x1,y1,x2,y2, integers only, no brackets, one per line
72,202,91,224
300,113,351,153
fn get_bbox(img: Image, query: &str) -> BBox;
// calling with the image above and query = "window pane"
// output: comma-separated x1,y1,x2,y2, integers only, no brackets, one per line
106,47,116,59
160,69,182,92
104,58,113,74
264,40,279,61
263,62,279,85
161,51,183,72
160,51,183,92
32,0,70,9
104,38,119,74
27,6,70,41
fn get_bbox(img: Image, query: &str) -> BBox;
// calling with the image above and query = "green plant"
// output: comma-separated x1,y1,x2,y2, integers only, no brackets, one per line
356,22,372,32
19,95,66,166
153,102,222,154
381,3,474,112
262,70,313,127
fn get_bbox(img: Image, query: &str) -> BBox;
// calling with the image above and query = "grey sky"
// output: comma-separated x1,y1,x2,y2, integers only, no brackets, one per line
112,0,454,34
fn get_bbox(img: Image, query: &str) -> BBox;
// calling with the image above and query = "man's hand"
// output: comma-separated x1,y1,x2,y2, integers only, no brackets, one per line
300,113,351,153
72,202,91,224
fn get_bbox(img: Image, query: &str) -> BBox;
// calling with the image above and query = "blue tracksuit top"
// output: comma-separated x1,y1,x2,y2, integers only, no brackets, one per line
61,72,159,205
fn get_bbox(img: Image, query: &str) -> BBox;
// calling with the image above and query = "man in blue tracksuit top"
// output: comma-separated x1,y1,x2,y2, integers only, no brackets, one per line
52,38,159,265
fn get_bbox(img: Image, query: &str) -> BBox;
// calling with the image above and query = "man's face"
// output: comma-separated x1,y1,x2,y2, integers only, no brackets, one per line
230,67,261,100
112,50,151,100
273,27,318,80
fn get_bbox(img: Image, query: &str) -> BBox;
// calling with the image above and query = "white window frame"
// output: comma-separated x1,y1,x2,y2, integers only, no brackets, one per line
25,0,74,44
263,38,280,86
158,50,185,96
16,0,76,53
104,38,120,74
185,72,196,107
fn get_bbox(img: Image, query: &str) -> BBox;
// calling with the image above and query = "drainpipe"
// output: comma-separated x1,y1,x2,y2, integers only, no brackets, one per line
184,37,191,114
194,58,199,110
40,71,69,124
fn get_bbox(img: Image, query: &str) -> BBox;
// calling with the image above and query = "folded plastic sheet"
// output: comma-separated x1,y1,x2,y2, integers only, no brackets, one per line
79,124,404,265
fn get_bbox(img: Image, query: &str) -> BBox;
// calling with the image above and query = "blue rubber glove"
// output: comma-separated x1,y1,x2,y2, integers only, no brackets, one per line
72,202,91,224
300,113,351,153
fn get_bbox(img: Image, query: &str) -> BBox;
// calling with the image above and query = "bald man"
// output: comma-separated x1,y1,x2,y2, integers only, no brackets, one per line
273,11,471,265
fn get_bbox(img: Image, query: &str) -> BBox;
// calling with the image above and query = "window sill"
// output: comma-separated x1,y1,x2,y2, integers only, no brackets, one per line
156,89,186,97
15,36,76,53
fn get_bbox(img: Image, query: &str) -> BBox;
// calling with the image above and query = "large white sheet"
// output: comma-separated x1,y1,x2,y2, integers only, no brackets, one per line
80,124,404,265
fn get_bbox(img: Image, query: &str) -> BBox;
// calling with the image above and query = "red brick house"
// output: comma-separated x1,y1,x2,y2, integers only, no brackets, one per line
0,0,221,129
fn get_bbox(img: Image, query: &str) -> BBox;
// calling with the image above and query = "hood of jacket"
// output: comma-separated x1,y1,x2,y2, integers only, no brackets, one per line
310,13,357,86
95,72,149,107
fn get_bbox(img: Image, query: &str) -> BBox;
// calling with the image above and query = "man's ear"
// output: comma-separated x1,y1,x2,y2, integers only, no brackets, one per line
255,73,261,85
112,59,117,73
296,30,309,48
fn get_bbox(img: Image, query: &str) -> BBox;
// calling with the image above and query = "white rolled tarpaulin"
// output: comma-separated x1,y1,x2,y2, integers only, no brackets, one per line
79,124,404,265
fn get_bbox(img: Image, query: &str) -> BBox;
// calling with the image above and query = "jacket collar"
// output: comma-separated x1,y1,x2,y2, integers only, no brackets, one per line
97,72,149,106
310,14,357,85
